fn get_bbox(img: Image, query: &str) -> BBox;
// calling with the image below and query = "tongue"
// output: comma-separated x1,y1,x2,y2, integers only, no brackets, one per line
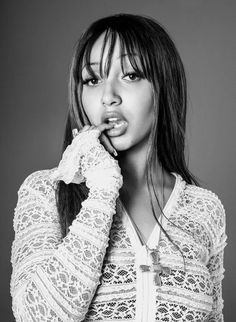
110,119,127,128
106,120,128,136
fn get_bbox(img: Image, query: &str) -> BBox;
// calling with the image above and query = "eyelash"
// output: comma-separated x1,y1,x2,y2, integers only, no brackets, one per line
82,72,142,86
123,72,141,81
82,77,100,86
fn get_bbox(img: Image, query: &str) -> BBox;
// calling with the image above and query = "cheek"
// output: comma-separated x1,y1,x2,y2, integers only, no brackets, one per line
131,96,154,131
81,90,101,125
81,90,92,113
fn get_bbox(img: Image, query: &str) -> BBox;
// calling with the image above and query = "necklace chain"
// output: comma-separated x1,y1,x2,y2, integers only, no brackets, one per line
126,166,171,286
128,165,165,248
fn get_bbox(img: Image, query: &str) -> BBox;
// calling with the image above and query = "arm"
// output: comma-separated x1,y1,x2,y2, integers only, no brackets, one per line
10,131,122,321
207,197,227,322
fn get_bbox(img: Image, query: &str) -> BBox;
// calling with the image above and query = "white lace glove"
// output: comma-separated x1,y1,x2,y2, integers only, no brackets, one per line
51,128,123,191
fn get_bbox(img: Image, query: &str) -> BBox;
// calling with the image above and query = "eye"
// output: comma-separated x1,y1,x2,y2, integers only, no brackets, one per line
122,72,141,82
82,76,101,87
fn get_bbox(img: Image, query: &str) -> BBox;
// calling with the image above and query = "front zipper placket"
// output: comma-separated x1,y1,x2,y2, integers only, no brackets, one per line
123,217,159,322
142,246,157,322
118,173,183,322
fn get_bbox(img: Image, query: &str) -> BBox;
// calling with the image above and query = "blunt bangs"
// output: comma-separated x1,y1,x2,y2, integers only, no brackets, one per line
80,26,155,84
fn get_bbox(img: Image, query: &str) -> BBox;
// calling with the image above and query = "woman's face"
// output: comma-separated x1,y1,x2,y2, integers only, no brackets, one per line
81,33,155,152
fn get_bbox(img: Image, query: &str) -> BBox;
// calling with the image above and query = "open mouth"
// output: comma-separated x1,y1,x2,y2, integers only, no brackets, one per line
106,117,127,128
105,117,128,136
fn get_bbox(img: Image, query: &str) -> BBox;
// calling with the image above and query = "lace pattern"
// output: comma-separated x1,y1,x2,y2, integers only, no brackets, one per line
11,129,123,321
11,167,226,321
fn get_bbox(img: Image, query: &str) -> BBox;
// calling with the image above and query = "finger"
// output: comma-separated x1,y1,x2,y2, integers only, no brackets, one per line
80,125,91,133
100,133,117,155
79,124,112,138
97,122,115,133
97,123,118,155
80,123,118,156
72,128,79,138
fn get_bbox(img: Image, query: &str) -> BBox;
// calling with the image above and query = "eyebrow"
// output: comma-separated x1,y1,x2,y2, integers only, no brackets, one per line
82,62,99,68
82,53,137,71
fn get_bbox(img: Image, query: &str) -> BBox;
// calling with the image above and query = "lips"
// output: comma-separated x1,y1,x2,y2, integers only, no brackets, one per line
102,111,127,124
102,111,128,137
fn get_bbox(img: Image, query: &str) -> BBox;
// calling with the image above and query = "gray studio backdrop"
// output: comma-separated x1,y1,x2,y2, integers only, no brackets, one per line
1,0,235,321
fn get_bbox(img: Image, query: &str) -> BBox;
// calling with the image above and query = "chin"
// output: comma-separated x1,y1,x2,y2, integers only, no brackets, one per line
109,135,133,151
111,137,141,154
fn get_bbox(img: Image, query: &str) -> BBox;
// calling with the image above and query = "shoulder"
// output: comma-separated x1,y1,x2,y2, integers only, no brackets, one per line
185,183,225,211
183,182,226,240
17,167,58,200
185,183,225,212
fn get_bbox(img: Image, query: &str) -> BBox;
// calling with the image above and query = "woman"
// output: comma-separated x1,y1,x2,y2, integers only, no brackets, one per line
10,14,227,321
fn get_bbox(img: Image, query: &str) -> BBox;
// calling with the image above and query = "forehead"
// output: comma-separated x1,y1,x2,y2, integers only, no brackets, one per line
82,31,144,76
89,32,121,62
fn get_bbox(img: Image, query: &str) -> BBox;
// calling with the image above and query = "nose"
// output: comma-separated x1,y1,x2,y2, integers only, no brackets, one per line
101,80,122,107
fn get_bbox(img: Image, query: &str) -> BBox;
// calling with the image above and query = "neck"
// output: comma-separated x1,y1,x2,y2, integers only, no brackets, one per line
117,142,162,192
117,141,176,219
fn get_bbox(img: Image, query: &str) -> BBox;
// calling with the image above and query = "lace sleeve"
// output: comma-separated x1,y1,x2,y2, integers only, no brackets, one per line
10,167,122,321
207,196,227,322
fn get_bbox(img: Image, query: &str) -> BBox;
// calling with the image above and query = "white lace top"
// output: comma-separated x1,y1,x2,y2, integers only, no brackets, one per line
10,168,227,322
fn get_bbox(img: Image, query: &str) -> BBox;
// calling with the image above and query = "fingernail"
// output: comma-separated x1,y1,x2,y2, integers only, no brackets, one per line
72,128,79,138
113,149,118,156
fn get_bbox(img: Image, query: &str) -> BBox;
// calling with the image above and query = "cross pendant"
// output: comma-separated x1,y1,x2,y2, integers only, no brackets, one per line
140,248,171,286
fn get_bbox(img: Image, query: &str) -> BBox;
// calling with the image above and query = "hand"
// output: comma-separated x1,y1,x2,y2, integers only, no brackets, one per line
73,123,117,156
75,124,121,188
52,122,122,187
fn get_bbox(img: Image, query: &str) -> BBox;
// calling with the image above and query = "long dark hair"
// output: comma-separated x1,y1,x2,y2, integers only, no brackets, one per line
56,14,199,255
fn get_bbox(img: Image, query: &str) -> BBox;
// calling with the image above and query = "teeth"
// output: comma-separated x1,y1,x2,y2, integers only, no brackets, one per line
107,117,119,122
